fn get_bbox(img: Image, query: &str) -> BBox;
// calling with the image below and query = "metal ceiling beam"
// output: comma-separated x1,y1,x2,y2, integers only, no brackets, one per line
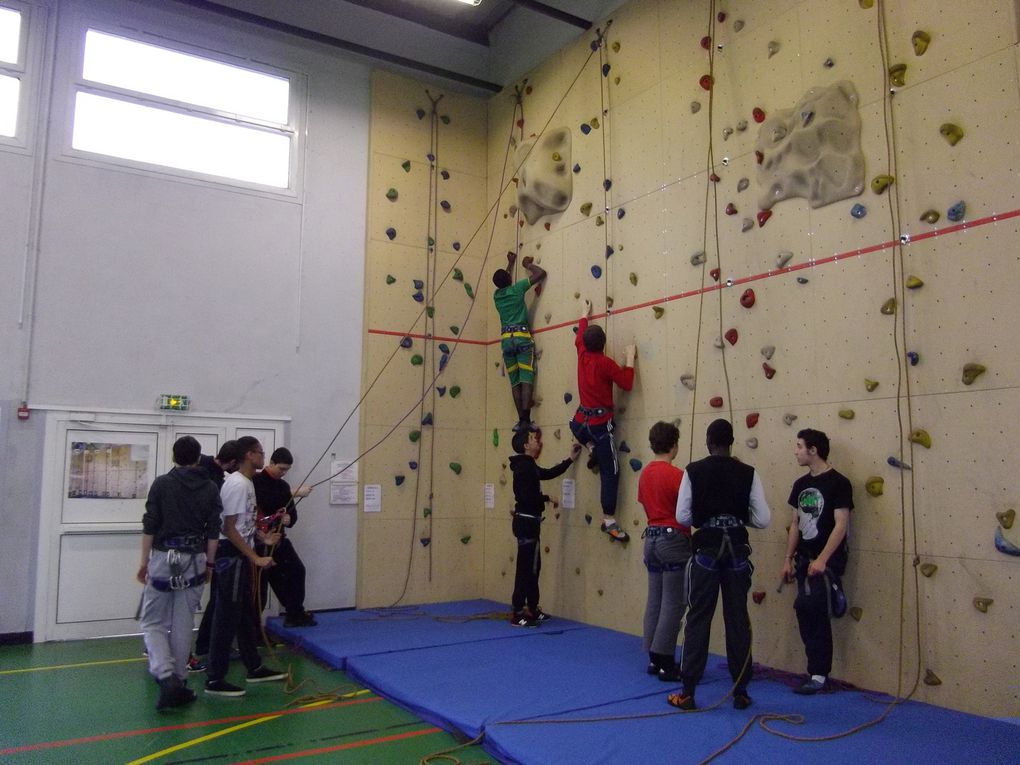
511,0,591,30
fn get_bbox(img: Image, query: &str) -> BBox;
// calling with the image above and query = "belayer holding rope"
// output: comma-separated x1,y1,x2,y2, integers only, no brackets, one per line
492,249,546,433
781,429,853,695
570,299,636,543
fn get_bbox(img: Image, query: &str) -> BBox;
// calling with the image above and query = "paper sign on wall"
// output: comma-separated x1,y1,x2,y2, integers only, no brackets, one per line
484,483,495,509
329,459,358,505
363,484,381,512
561,478,575,509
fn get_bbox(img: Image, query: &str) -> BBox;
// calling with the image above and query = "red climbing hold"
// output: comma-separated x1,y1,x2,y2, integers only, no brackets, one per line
746,412,759,428
752,591,766,604
763,362,776,379
757,209,772,227
755,150,764,165
753,107,766,123
740,288,755,308
544,222,551,230
710,268,720,282
701,35,711,50
725,328,738,345
710,173,721,183
710,396,724,408
700,74,713,91
717,11,727,22
516,118,524,129
725,203,737,215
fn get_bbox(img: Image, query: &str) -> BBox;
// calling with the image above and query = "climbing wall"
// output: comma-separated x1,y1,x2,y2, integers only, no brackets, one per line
358,70,492,607
477,0,1020,717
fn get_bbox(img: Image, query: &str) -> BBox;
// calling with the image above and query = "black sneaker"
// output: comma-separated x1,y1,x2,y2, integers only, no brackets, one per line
284,611,318,628
794,677,826,695
156,676,183,711
246,665,287,683
187,655,206,673
646,662,660,676
658,665,683,682
509,612,539,627
205,679,246,697
733,692,752,710
525,608,552,623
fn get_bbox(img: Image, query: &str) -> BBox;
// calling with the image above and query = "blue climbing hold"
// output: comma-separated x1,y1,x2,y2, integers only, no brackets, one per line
386,227,397,240
617,208,626,219
420,537,431,547
413,279,424,290
452,241,461,251
604,178,612,191
564,392,573,404
395,475,405,486
421,412,433,426
437,386,447,396
573,163,581,173
426,153,435,162
887,456,912,470
441,169,450,180
439,353,450,371
947,201,966,222
416,108,426,119
438,343,450,354
400,336,413,349
618,441,631,453
590,40,598,51
584,514,593,525
412,291,424,303
440,200,451,211
629,458,643,472
994,526,1020,556
591,265,602,278
907,351,919,366
851,203,867,219
409,461,418,470
606,245,614,258
580,123,592,135
602,63,611,77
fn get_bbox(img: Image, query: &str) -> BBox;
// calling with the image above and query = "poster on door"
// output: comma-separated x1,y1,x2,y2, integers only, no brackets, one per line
62,430,158,524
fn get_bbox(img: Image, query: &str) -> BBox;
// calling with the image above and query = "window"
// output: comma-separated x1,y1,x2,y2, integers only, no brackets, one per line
0,4,24,138
71,29,296,189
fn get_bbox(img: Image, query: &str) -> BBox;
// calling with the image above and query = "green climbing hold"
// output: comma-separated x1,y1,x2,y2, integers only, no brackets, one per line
839,409,856,420
450,325,460,335
580,202,593,216
449,385,461,398
460,535,471,544
881,298,897,315
464,283,475,299
410,354,423,366
912,30,931,56
449,462,462,475
409,430,421,442
629,272,637,286
653,306,664,319
426,306,434,318
864,379,879,392
888,64,906,88
493,429,499,447
940,122,964,146
428,236,435,247
401,160,411,172
865,476,884,497
441,115,451,124
386,274,396,284
909,429,932,448
871,174,894,194
920,209,940,224
386,188,398,201
919,562,937,577
962,363,986,385
453,268,464,281
423,507,432,517
997,508,1015,529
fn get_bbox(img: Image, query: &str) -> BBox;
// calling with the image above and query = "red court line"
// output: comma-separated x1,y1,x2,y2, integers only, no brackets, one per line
234,726,442,763
367,208,1020,346
0,697,379,755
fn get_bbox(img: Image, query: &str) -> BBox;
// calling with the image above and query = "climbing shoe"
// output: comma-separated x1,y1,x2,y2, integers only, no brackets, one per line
666,691,696,710
794,677,826,695
732,692,752,710
187,655,206,673
246,665,287,683
509,612,539,627
601,521,630,542
525,607,552,623
205,679,246,697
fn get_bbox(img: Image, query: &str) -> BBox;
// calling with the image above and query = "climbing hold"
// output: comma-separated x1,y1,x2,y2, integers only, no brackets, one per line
746,438,758,450
923,669,941,686
580,202,592,216
552,428,561,440
880,298,897,315
690,251,707,266
824,57,835,68
997,509,1015,529
947,201,966,222
440,200,451,212
783,413,798,426
452,241,461,251
551,151,561,163
699,74,713,91
618,441,631,454
426,153,435,162
714,336,724,349
438,343,450,354
616,208,626,221
741,218,754,232
601,63,610,77
725,202,738,215
591,265,602,279
691,101,701,114
441,169,450,180
421,412,433,426
865,477,884,497
595,215,604,226
849,606,863,621
724,328,739,345
386,188,398,201
973,597,993,613
400,336,413,349
887,456,912,470
776,251,794,268
580,122,592,135
680,374,696,391
710,268,720,281
584,514,592,525
606,245,616,259
752,107,766,123
911,30,931,56
409,461,418,471
763,363,776,379
920,209,939,224
740,289,756,308
736,120,748,132
761,345,775,360
450,269,464,284
737,177,749,192
544,312,551,323
851,203,867,219
995,526,1020,555
919,563,937,577
888,63,907,87
752,591,766,604
413,279,424,290
606,296,614,307
611,40,620,52
629,458,643,472
628,272,638,286
864,379,879,392
710,172,721,183
939,123,964,147
409,430,421,443
797,277,809,284
871,174,894,194
603,178,612,191
449,386,461,398
717,11,726,21
905,275,923,289
563,392,573,404
449,325,460,335
907,351,919,366
700,35,711,50
385,227,396,240
491,429,499,448
394,474,405,487
961,362,986,385
734,19,745,32
746,413,759,428
653,306,665,319
909,429,932,449
722,127,734,141
464,283,475,299
590,117,600,129
710,396,724,408
767,40,780,58
419,537,431,547
410,354,423,366
437,386,447,397
401,159,411,173
838,409,855,420
449,462,462,475
755,150,764,165
385,274,396,285
415,107,426,120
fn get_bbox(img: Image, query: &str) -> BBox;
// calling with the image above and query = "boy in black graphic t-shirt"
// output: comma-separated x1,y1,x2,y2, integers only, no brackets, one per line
781,429,853,695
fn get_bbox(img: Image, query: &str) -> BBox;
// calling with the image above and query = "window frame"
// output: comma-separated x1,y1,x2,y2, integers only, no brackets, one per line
0,0,35,150
63,19,305,197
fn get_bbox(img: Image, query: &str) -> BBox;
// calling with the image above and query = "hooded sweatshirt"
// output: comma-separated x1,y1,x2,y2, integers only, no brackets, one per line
509,453,574,518
142,466,223,551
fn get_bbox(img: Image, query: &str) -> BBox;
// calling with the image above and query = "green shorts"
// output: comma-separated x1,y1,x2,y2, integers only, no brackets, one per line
501,327,535,386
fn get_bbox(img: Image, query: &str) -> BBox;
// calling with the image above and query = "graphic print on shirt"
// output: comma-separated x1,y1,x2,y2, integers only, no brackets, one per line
797,487,824,541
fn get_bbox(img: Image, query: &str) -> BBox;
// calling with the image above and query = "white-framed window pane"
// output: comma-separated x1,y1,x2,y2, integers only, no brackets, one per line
0,6,21,65
0,72,18,136
82,30,289,124
72,92,290,188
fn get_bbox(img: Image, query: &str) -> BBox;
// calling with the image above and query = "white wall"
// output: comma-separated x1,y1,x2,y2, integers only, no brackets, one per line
0,0,370,635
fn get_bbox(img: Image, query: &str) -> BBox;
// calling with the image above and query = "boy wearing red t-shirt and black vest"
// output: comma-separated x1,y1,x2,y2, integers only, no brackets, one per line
570,300,636,542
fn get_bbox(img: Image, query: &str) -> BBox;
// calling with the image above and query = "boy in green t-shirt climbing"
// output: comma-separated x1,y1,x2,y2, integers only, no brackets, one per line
492,250,547,432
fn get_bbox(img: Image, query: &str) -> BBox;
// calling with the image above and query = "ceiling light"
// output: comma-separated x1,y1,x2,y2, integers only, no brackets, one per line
453,0,482,6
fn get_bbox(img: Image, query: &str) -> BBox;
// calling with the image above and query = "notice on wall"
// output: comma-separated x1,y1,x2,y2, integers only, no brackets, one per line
362,484,381,512
484,483,495,509
329,459,359,505
561,478,575,509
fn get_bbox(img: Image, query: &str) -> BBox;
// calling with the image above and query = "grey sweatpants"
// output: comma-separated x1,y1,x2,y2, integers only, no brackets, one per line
642,530,691,656
140,550,206,681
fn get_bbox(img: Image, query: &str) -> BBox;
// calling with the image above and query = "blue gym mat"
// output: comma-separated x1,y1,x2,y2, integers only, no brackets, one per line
271,600,1020,764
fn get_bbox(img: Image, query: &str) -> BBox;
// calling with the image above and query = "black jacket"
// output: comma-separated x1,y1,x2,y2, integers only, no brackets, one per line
509,453,574,518
142,466,223,551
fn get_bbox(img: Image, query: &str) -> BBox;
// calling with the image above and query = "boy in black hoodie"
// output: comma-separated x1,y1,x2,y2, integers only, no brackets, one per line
138,436,222,710
509,429,581,626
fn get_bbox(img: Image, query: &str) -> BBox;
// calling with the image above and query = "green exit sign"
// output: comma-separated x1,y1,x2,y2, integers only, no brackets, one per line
158,394,190,411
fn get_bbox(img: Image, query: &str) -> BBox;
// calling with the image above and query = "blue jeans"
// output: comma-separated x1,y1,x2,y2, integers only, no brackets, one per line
570,418,620,516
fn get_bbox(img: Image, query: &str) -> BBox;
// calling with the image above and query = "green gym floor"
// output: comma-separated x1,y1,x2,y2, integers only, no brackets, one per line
0,636,496,764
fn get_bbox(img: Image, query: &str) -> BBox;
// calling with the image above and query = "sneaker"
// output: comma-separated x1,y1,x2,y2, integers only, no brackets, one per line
284,611,318,628
733,692,752,710
666,691,696,710
246,665,287,683
512,420,536,433
646,662,660,676
658,665,683,682
156,676,183,711
794,677,826,695
204,679,246,697
187,655,206,673
601,521,630,542
509,612,539,627
525,608,551,623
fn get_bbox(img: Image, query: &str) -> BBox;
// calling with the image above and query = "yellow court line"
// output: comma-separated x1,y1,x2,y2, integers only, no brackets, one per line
125,699,334,765
0,657,147,675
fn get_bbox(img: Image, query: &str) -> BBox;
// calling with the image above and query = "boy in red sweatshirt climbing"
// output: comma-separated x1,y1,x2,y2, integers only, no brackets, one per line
570,300,636,542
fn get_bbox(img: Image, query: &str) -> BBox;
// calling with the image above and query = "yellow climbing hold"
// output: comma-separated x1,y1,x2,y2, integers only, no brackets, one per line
460,535,471,544
912,30,931,56
864,379,879,392
849,606,863,621
872,174,895,194
839,409,855,420
611,41,620,52
919,562,938,577
629,272,638,286
580,202,593,216
939,123,964,147
595,215,604,226
921,209,940,224
961,363,986,385
606,296,614,308
923,669,941,686
973,597,993,613
881,298,897,315
653,306,664,319
575,567,581,575
590,117,600,129
909,429,932,448
905,275,924,289
888,64,907,87
552,152,562,162
574,291,581,299
858,0,874,7
865,476,884,497
997,508,1015,529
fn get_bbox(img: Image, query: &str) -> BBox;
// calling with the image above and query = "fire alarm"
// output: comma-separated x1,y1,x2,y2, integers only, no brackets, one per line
17,402,30,420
